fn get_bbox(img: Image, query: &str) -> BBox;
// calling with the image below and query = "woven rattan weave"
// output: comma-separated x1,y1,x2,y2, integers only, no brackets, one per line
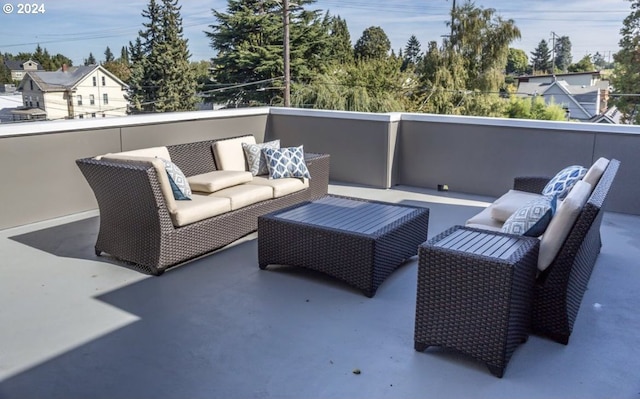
76,136,330,275
414,226,540,378
258,195,429,297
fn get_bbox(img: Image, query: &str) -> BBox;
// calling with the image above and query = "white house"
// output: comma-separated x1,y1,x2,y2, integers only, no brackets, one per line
516,71,611,122
15,65,129,121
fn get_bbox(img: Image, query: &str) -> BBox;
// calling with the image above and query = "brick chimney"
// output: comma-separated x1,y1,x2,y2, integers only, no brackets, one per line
62,64,68,72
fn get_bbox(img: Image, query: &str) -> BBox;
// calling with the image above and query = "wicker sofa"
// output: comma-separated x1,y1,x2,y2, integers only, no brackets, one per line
464,158,620,344
76,135,330,275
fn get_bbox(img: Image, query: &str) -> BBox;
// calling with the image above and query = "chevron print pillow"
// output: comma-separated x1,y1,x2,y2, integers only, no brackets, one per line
242,140,280,176
501,194,557,237
262,145,311,179
157,158,192,200
542,165,587,199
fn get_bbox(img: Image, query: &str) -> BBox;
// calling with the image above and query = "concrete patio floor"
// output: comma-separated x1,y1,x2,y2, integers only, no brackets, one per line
1,184,639,399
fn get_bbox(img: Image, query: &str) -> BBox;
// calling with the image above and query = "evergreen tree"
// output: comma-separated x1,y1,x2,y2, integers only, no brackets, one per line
354,26,390,60
506,48,528,75
402,35,422,71
84,52,97,66
530,40,552,74
554,36,572,72
205,0,331,106
328,16,353,64
104,46,115,63
120,46,129,64
612,0,640,124
127,0,197,113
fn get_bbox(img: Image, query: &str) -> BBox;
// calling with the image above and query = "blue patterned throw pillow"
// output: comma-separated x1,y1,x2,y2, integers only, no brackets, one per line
501,195,557,237
242,140,280,176
262,145,311,179
157,158,192,200
542,165,587,199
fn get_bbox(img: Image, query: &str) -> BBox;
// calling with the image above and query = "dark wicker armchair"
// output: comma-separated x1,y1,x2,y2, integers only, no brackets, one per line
514,159,620,344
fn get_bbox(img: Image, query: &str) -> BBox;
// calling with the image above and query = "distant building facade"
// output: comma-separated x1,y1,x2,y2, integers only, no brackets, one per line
3,59,43,81
516,71,613,122
15,64,129,121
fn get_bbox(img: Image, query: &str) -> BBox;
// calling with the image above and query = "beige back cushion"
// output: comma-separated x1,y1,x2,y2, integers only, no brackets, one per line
583,157,609,188
97,146,171,161
538,180,592,272
101,154,177,214
213,136,257,171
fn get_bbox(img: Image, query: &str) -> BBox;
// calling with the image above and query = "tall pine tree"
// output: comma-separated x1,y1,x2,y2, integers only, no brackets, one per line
205,0,331,106
402,35,422,71
530,40,552,74
127,0,197,113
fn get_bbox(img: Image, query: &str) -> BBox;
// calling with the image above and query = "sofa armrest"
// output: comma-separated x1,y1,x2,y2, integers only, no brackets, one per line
513,177,551,194
305,153,330,200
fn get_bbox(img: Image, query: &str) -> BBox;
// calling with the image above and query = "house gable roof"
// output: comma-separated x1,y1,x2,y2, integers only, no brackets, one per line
18,65,128,92
4,59,44,71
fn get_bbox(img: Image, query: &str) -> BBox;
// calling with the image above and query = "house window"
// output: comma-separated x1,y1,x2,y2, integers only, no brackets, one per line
101,76,106,86
103,93,108,104
77,95,83,106
29,80,33,90
91,113,96,118
36,97,40,107
28,96,33,107
79,114,84,119
102,113,106,117
90,95,95,105
92,77,97,86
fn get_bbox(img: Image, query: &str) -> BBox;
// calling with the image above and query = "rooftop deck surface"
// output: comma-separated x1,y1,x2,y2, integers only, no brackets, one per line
1,184,639,399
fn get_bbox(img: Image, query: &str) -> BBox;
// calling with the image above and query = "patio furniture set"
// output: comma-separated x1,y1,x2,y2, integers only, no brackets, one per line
77,134,619,378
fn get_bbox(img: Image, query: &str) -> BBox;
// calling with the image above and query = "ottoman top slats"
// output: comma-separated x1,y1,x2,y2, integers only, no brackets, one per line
433,228,527,260
274,196,417,235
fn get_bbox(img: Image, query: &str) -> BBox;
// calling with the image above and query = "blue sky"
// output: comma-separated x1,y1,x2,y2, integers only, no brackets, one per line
0,0,631,66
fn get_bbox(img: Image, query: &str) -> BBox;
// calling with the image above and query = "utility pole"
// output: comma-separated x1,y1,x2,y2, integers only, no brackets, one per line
450,0,456,41
550,31,559,78
283,0,291,107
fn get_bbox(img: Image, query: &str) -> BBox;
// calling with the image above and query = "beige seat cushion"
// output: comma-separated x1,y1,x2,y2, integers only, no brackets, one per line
101,154,178,214
171,194,231,227
465,206,504,232
538,180,592,272
97,146,171,161
188,171,253,193
213,136,257,171
583,157,609,188
490,189,545,222
246,176,309,198
209,184,273,210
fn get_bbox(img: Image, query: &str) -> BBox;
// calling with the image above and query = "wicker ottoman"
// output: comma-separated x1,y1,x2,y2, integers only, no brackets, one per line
258,195,429,297
414,226,539,377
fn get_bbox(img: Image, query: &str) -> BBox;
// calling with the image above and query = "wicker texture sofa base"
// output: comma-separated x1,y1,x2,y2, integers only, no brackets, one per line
258,195,429,297
76,137,330,275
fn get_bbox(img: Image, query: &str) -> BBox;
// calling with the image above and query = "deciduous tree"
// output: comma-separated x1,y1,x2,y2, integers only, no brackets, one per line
506,48,528,75
354,26,391,60
611,0,640,124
